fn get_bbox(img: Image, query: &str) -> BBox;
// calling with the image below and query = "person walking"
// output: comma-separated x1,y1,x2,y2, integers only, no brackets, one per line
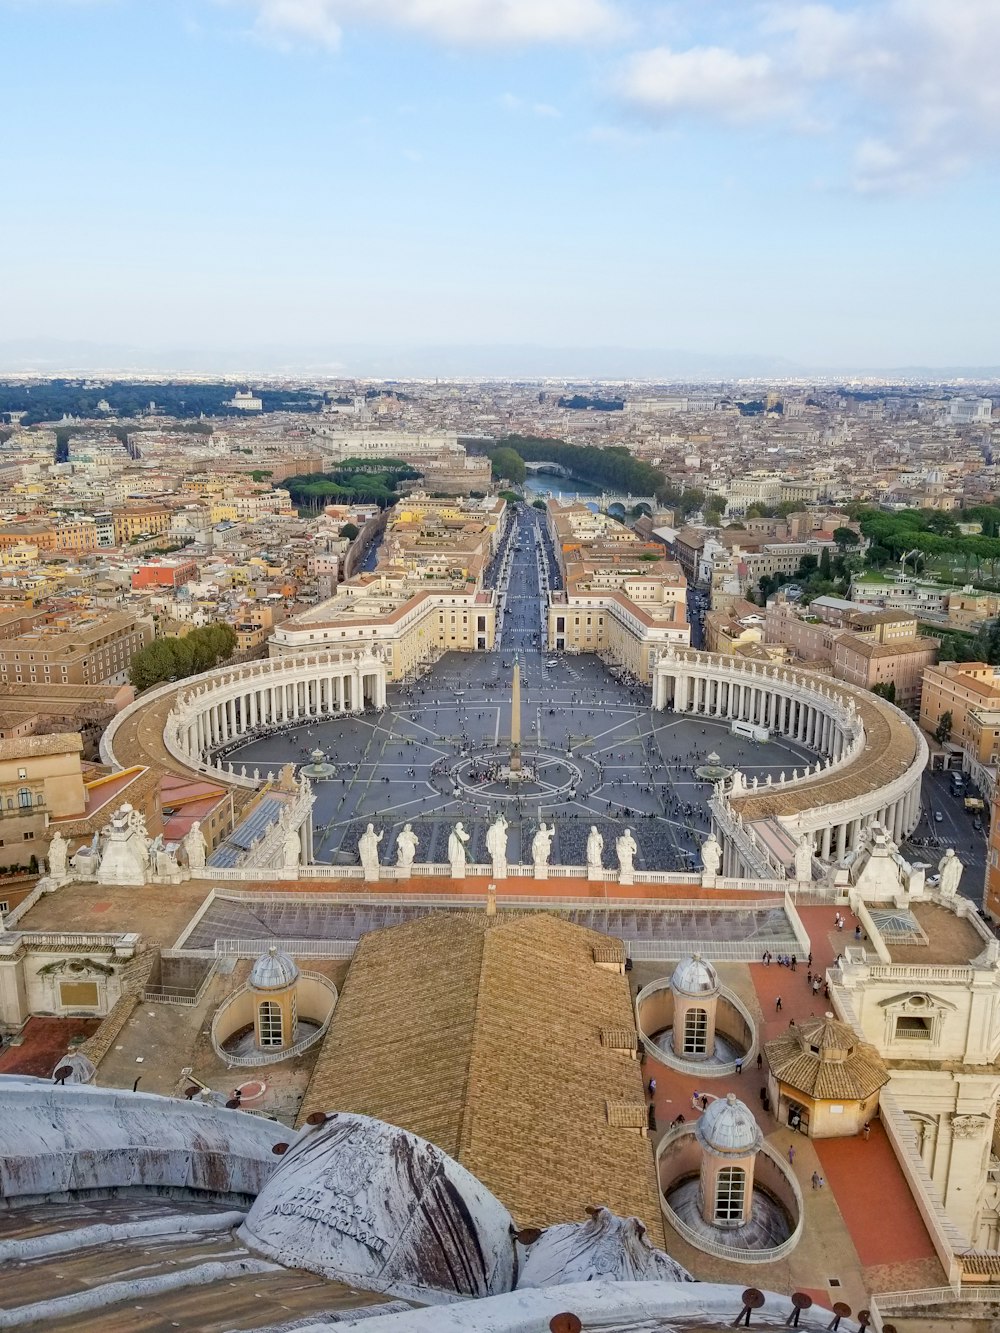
811,1171,823,1190
788,1144,795,1165
775,995,782,1012
756,1051,763,1070
862,1122,871,1140
735,1057,743,1075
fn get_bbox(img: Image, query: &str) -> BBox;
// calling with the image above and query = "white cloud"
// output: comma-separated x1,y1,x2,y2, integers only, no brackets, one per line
615,0,1000,190
238,0,620,47
499,93,562,118
616,44,794,124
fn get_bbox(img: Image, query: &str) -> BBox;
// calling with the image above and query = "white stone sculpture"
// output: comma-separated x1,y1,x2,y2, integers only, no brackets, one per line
47,831,68,881
96,803,152,888
700,833,722,879
586,826,604,872
358,823,384,880
283,819,302,870
937,848,963,897
448,821,470,877
155,842,181,879
615,827,638,883
395,823,419,871
486,814,509,878
531,822,554,875
183,821,207,873
794,833,814,882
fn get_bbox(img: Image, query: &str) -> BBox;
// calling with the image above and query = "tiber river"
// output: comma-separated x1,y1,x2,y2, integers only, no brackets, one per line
522,471,603,501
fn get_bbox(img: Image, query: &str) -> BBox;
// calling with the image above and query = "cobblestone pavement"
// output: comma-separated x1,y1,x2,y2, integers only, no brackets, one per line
225,506,817,872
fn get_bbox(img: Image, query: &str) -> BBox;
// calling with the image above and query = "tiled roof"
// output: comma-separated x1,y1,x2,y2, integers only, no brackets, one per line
298,911,664,1240
765,1015,889,1102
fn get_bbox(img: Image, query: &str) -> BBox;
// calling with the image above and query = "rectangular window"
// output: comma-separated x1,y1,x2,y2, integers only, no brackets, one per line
895,1015,931,1040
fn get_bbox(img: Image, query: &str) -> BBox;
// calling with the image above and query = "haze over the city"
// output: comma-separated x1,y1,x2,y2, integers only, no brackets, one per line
3,0,999,375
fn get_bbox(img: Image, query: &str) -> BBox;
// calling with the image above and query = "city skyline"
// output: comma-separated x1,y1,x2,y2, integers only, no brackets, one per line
2,0,999,370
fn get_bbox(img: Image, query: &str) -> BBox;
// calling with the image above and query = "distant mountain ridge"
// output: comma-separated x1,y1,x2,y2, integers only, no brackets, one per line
0,339,997,383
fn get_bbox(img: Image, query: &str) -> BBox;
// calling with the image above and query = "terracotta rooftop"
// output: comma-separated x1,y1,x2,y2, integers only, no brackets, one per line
298,910,664,1239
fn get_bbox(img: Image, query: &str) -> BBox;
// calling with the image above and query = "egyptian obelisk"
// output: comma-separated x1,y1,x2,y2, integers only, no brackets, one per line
509,659,522,773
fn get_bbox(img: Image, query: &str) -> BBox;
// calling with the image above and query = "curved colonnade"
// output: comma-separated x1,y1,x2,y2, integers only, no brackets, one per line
654,649,927,878
102,650,389,789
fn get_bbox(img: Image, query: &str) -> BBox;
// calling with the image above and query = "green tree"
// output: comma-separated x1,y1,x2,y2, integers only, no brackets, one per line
339,522,360,540
490,447,526,486
872,681,896,703
819,546,832,579
833,526,860,551
934,710,953,744
532,499,547,511
797,554,819,578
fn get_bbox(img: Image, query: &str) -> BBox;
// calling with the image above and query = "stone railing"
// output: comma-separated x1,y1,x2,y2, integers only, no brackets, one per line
635,978,759,1076
656,1123,804,1263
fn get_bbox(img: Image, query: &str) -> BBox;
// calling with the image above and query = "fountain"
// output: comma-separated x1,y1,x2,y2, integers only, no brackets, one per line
301,747,337,780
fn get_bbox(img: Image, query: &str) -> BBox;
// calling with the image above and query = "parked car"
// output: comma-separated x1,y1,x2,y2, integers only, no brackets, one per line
934,811,944,822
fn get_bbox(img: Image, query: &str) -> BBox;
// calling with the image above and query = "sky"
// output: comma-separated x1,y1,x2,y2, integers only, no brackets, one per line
2,0,1000,373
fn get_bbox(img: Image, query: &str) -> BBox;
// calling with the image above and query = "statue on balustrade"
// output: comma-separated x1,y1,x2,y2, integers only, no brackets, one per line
700,833,722,878
486,814,509,878
448,821,470,876
47,830,69,881
183,820,207,874
937,848,963,897
531,821,554,871
586,826,604,872
794,833,814,883
358,823,383,878
615,828,638,880
395,823,419,870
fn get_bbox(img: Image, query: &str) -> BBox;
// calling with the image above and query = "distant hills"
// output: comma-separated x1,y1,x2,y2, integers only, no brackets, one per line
0,338,997,384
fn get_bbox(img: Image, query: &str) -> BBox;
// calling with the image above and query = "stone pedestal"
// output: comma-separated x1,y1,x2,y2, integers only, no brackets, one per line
619,869,634,887
588,865,604,882
701,873,718,889
534,865,549,880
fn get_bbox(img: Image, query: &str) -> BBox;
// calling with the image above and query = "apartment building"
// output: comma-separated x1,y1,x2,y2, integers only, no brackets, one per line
919,662,1000,789
545,501,690,680
131,558,198,591
113,504,172,544
766,600,938,712
0,732,86,872
0,611,152,687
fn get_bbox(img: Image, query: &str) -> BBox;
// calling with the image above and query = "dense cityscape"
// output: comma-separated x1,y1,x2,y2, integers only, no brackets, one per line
4,0,1000,1325
2,376,1000,1330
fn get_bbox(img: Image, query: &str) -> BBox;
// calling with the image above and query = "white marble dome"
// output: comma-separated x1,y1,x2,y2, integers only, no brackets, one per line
517,1207,692,1288
670,953,719,998
238,1111,517,1304
695,1093,763,1157
249,945,299,991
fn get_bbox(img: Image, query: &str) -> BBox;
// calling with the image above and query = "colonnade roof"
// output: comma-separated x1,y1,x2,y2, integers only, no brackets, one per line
662,651,919,820
731,687,918,820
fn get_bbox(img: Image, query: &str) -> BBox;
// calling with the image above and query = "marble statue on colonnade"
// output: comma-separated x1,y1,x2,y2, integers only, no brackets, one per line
531,822,554,879
395,823,419,871
183,821,207,873
937,848,963,897
700,833,722,880
358,823,383,881
47,830,69,883
794,833,814,884
486,814,509,879
281,809,303,870
448,821,470,878
615,827,638,885
586,826,604,877
96,803,152,888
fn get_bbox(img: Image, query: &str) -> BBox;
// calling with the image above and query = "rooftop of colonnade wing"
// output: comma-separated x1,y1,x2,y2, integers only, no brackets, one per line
11,876,789,949
660,651,921,820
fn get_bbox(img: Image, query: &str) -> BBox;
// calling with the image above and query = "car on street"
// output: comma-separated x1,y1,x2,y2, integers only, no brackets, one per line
934,811,944,822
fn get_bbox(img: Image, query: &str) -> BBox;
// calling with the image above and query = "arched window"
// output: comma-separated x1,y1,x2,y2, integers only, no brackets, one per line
714,1166,746,1224
683,1007,708,1055
17,788,31,809
258,1001,283,1048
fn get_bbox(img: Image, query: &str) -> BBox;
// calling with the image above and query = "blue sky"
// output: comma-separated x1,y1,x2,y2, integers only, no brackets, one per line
2,0,999,369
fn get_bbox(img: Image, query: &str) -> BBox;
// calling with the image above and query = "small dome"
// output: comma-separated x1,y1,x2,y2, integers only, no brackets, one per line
249,946,299,991
670,954,719,998
238,1112,516,1302
696,1093,763,1157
